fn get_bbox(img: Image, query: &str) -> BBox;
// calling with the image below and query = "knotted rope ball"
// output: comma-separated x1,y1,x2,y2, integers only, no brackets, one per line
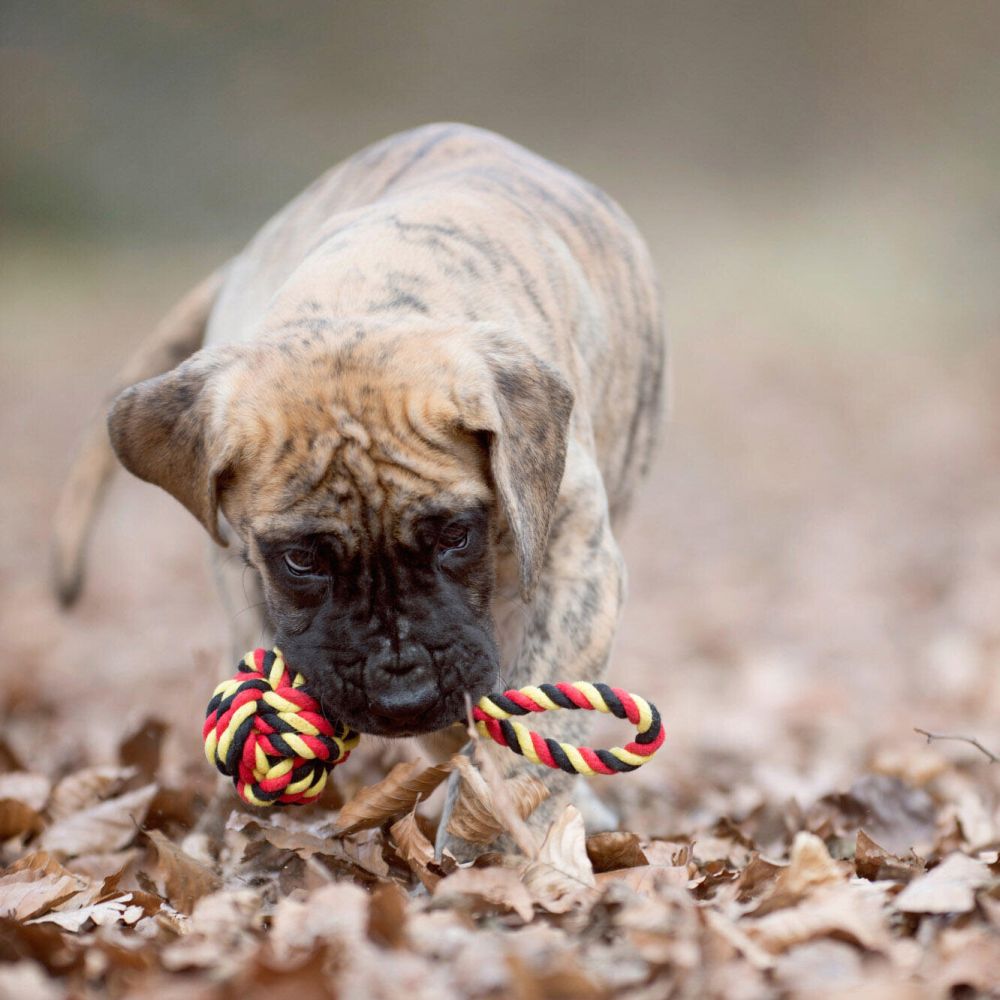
204,647,664,806
203,648,359,806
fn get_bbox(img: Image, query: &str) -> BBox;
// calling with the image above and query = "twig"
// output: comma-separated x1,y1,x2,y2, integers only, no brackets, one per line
914,727,1000,764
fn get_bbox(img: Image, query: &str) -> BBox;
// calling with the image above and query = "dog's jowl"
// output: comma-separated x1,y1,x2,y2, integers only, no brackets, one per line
55,123,666,850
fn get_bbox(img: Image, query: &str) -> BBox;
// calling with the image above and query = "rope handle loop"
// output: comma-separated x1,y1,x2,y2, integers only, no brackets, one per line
472,681,664,775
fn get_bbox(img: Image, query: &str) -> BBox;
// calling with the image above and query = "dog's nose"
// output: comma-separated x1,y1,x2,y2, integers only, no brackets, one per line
370,683,438,725
367,641,433,676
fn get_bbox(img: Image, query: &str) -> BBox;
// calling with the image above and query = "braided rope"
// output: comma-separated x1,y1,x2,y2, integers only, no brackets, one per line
472,682,664,775
203,648,359,806
204,649,664,806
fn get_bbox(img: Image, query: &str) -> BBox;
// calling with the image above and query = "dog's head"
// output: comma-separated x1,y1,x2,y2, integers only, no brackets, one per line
108,320,573,736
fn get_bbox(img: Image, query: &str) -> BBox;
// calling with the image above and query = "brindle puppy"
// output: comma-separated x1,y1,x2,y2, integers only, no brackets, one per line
53,123,666,853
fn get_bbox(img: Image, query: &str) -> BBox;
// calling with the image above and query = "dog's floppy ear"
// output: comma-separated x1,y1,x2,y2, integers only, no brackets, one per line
463,332,575,601
107,348,236,545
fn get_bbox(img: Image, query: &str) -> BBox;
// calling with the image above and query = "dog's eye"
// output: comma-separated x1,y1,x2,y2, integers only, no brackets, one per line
437,524,469,552
284,549,323,577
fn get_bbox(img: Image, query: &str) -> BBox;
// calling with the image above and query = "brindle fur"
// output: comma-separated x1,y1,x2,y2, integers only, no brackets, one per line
56,124,666,854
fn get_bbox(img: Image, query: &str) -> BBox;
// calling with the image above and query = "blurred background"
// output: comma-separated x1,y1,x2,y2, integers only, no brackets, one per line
2,1,999,821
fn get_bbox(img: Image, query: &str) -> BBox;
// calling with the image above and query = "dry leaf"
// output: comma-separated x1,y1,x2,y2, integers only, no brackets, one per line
29,893,145,931
0,772,51,812
40,784,157,858
233,812,336,859
161,889,260,973
736,854,785,901
334,760,453,834
268,882,369,963
390,808,452,890
855,829,922,882
0,870,83,920
367,881,408,948
433,865,535,923
521,805,598,914
316,831,391,881
46,766,136,823
894,853,993,914
145,829,221,914
466,742,539,858
447,766,549,845
0,799,43,839
586,831,649,872
753,832,848,915
596,864,689,897
0,960,65,1000
118,717,167,783
744,883,892,955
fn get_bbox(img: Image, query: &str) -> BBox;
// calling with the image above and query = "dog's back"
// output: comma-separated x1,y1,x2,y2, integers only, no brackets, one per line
208,123,666,515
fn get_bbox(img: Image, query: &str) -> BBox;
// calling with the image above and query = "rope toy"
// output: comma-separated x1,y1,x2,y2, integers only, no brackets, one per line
204,648,664,806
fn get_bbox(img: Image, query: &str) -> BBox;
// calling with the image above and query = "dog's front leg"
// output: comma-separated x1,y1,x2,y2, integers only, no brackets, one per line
437,458,626,859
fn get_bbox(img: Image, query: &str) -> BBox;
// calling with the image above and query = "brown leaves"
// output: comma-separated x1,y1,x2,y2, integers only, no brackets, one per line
144,829,220,914
586,831,649,872
40,784,157,857
0,679,997,998
894,853,993,914
446,763,549,845
333,760,453,834
0,870,83,920
522,805,598,914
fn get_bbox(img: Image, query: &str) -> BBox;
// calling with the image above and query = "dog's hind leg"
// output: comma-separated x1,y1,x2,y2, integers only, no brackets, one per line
51,267,227,607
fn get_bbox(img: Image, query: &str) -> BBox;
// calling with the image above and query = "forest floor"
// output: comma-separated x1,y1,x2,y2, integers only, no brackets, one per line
1,242,998,998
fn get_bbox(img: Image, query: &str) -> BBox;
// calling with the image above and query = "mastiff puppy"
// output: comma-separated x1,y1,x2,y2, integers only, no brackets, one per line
53,123,666,853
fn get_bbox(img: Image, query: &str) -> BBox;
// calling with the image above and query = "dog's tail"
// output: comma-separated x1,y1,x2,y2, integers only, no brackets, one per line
51,267,227,607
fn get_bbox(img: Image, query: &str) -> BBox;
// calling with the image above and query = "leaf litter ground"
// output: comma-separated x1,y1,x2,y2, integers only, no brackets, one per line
2,260,1000,998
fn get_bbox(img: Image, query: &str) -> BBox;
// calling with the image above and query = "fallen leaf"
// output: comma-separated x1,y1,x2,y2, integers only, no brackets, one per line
521,805,598,914
118,716,168,784
433,865,535,923
3,851,77,881
29,893,145,931
0,772,51,811
161,889,260,974
366,881,408,948
744,883,892,954
927,927,1000,995
585,831,649,872
0,737,25,774
466,741,539,858
0,960,65,1000
736,854,785,901
0,799,43,839
894,853,993,915
40,784,157,857
390,808,453,890
268,882,368,963
596,864,689,896
230,811,336,859
145,829,221,914
0,870,83,920
855,829,922,882
753,832,849,915
65,849,140,884
447,767,549,845
46,766,137,823
808,776,936,856
334,760,452,834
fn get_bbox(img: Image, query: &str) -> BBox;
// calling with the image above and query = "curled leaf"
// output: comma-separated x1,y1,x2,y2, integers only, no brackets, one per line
334,761,452,834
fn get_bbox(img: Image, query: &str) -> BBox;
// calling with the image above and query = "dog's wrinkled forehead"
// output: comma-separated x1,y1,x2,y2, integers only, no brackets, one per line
221,343,492,545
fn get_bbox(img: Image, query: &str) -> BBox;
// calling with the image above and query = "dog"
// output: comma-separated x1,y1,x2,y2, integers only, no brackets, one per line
53,123,666,853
